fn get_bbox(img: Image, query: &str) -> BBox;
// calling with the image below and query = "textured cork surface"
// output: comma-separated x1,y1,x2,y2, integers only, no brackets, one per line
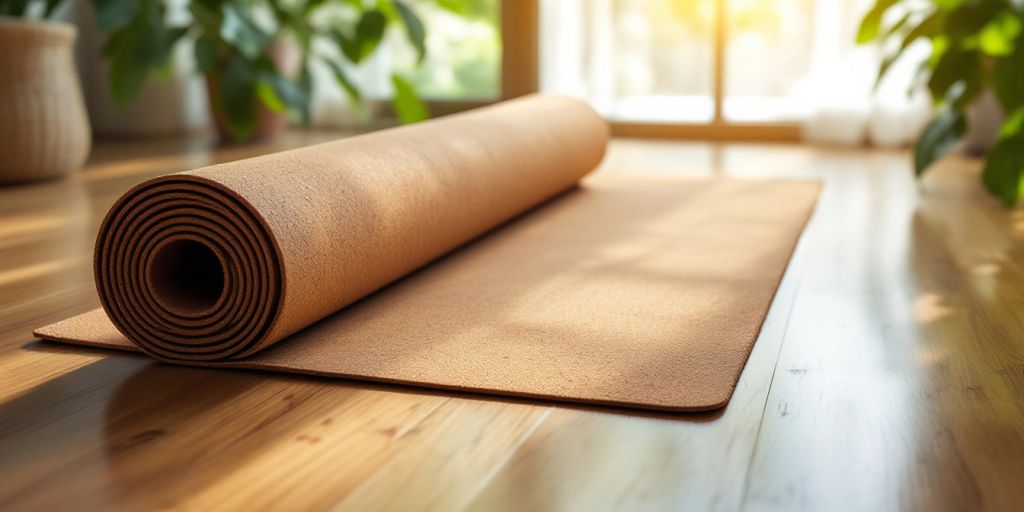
34,95,820,411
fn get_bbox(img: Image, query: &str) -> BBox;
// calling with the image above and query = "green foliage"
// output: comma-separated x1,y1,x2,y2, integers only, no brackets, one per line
390,73,428,123
101,1,187,102
334,9,387,63
992,41,1024,112
395,0,426,62
218,55,259,140
325,59,360,101
857,0,898,44
193,34,219,74
433,0,494,19
914,108,966,176
978,11,1021,56
400,0,498,99
95,0,137,29
94,0,433,141
0,0,62,17
859,0,1024,206
982,134,1024,206
219,2,271,60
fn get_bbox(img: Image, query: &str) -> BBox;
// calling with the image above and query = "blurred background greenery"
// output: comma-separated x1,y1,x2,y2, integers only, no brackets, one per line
2,0,1021,204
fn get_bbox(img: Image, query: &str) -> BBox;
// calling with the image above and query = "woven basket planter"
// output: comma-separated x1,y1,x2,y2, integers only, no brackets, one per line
0,18,90,184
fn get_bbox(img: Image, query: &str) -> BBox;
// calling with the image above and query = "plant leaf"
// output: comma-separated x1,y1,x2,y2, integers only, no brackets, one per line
95,0,137,30
873,11,938,89
395,1,427,63
928,49,980,103
218,56,258,141
261,71,309,117
354,9,387,61
876,10,947,90
934,0,964,10
883,12,912,40
303,0,330,15
927,35,950,69
978,10,1022,56
167,26,189,47
43,0,62,17
333,9,387,63
875,54,898,91
999,107,1024,138
342,0,363,12
255,81,287,113
194,34,218,75
434,0,467,15
390,73,429,123
189,0,221,29
297,63,314,124
332,29,359,62
914,108,966,177
945,2,1000,42
0,0,31,17
900,10,946,52
102,2,182,102
220,1,272,60
856,0,897,44
982,135,1024,206
106,50,151,102
325,59,361,101
993,38,1024,112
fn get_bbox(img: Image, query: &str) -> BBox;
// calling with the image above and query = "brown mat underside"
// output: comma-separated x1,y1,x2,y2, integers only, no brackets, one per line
36,174,819,412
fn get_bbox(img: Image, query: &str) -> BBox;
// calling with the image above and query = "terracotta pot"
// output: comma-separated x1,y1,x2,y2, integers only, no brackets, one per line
0,17,90,184
205,41,300,143
964,89,1004,155
204,74,290,143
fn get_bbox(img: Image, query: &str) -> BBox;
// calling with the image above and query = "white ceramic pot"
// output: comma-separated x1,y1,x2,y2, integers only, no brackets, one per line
0,17,91,183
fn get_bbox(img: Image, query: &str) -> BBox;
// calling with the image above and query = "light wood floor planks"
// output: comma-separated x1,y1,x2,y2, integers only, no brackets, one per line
0,133,1021,511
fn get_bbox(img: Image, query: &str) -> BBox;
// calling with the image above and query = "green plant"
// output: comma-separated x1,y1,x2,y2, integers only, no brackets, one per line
858,0,1024,206
0,0,62,17
94,0,432,141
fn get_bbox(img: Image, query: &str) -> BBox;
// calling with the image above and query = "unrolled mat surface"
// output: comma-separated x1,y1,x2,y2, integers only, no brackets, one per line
35,95,819,412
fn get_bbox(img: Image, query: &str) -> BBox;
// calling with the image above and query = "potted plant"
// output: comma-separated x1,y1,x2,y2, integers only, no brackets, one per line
0,0,91,183
858,0,1024,206
96,0,430,142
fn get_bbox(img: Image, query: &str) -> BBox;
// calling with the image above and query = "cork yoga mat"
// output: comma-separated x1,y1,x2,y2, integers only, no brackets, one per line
35,95,819,412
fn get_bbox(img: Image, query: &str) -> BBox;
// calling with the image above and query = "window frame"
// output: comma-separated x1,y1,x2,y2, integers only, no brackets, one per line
424,0,801,142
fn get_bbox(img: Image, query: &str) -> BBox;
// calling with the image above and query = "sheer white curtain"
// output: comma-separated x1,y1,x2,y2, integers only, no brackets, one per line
539,0,933,147
540,0,716,123
800,0,931,146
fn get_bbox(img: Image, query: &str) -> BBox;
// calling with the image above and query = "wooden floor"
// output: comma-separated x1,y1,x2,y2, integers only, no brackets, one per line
0,133,1022,511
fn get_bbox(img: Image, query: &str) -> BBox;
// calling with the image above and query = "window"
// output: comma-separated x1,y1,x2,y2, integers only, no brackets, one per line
723,0,815,122
541,0,716,123
312,0,503,126
537,0,837,139
329,0,864,141
385,1,502,100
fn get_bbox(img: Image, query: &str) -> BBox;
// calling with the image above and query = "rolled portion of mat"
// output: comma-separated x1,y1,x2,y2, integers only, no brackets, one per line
95,95,609,361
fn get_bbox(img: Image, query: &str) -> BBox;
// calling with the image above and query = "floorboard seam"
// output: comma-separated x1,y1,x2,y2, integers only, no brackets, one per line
456,406,553,511
735,218,815,512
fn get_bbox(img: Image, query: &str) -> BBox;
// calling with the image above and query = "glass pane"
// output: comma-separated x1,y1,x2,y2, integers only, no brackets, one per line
403,1,501,99
365,1,501,101
723,0,815,121
540,0,715,123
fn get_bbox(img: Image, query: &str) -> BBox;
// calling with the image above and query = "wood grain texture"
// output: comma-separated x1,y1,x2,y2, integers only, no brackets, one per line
0,133,1021,511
